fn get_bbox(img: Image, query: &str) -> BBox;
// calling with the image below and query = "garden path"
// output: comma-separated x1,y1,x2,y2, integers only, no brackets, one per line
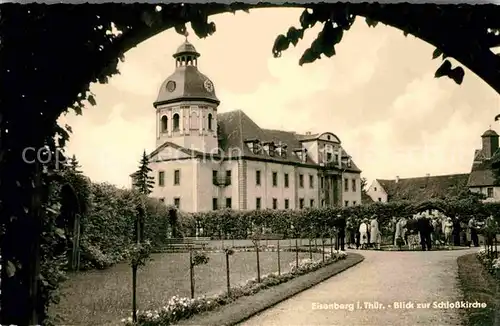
240,248,480,326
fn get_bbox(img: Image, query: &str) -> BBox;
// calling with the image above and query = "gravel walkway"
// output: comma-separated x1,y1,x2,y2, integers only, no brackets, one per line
240,248,479,326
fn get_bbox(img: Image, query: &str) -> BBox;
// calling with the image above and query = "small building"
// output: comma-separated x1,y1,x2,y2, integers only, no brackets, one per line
367,173,470,203
467,128,500,201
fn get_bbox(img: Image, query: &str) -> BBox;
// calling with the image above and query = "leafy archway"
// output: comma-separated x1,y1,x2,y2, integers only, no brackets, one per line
412,200,452,217
1,3,500,325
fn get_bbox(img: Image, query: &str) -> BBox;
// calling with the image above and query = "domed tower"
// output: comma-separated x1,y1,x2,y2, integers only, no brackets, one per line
481,128,499,159
153,39,220,152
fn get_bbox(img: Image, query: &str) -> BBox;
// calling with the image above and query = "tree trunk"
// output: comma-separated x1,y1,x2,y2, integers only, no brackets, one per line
132,266,137,322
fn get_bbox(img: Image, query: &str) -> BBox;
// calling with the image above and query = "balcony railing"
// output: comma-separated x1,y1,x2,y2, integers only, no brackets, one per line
323,161,339,169
213,176,231,187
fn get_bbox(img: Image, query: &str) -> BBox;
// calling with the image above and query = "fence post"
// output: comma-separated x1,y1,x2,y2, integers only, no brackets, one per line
225,251,231,297
190,246,195,299
322,236,325,262
295,238,299,269
277,240,281,276
256,243,261,283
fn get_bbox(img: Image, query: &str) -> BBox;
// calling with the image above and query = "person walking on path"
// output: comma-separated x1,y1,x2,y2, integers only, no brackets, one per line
452,216,461,246
370,215,382,250
468,216,480,247
394,216,407,249
359,219,369,249
443,217,454,248
417,212,433,251
346,216,356,249
335,214,346,251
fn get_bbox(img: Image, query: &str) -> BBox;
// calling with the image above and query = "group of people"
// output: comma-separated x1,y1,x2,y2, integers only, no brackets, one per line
342,215,382,250
333,211,498,251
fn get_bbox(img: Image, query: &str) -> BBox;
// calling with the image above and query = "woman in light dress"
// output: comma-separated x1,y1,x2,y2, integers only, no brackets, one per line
443,217,454,247
359,219,369,249
370,215,382,250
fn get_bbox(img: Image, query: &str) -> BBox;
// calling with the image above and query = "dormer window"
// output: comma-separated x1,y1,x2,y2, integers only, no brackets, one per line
244,138,262,154
293,148,307,163
280,145,288,158
262,141,276,156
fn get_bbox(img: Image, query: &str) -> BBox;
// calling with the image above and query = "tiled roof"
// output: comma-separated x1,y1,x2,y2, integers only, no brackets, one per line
376,173,470,202
467,148,500,187
362,192,374,204
217,110,361,172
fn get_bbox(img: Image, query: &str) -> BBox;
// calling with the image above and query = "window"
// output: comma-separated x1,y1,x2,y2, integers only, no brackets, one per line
374,187,377,191
158,171,165,187
320,177,324,189
272,198,278,209
344,178,349,191
212,198,218,210
321,199,325,207
256,197,261,210
487,187,494,198
309,175,314,188
174,197,180,208
326,152,333,162
353,201,357,206
344,200,349,207
256,170,261,186
299,174,304,188
310,199,314,207
161,116,168,132
299,198,305,209
173,113,180,131
208,113,213,130
226,170,232,185
284,199,289,209
378,197,382,202
159,198,165,203
272,172,278,187
352,179,356,192
284,173,289,188
212,170,218,184
226,197,232,208
174,169,180,185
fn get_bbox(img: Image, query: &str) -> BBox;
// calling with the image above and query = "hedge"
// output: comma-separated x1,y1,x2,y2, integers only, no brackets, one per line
177,197,500,240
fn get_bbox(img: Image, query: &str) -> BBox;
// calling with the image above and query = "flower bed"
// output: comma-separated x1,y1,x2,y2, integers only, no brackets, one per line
202,246,330,254
121,251,347,325
476,248,500,278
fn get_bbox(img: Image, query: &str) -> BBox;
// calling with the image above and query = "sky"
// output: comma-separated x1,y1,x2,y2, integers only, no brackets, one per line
58,8,500,189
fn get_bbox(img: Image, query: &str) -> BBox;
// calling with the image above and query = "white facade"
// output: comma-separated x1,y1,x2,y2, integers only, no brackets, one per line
367,179,389,203
133,40,362,212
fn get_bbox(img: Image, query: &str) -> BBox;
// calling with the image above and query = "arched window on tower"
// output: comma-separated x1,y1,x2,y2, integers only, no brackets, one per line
207,113,213,131
173,113,180,131
161,116,168,133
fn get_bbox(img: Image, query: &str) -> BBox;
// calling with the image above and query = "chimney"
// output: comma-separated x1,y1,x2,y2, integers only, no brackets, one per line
305,131,311,135
426,173,430,177
395,176,399,183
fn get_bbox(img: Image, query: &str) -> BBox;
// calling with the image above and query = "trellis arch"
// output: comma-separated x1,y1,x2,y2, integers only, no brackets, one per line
411,200,452,217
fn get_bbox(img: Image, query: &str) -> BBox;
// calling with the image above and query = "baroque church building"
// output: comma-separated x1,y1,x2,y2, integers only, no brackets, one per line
134,40,362,212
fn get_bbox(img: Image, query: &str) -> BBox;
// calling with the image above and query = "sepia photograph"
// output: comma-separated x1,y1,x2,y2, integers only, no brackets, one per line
1,2,500,326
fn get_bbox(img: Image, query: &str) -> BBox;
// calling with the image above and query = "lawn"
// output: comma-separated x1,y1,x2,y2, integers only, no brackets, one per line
457,253,499,326
49,251,321,326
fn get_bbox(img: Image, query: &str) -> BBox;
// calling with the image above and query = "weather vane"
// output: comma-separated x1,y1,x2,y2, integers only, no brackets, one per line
184,30,189,41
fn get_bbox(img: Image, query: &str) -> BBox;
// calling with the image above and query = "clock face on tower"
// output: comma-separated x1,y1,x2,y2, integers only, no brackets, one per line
166,80,176,92
203,79,214,92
